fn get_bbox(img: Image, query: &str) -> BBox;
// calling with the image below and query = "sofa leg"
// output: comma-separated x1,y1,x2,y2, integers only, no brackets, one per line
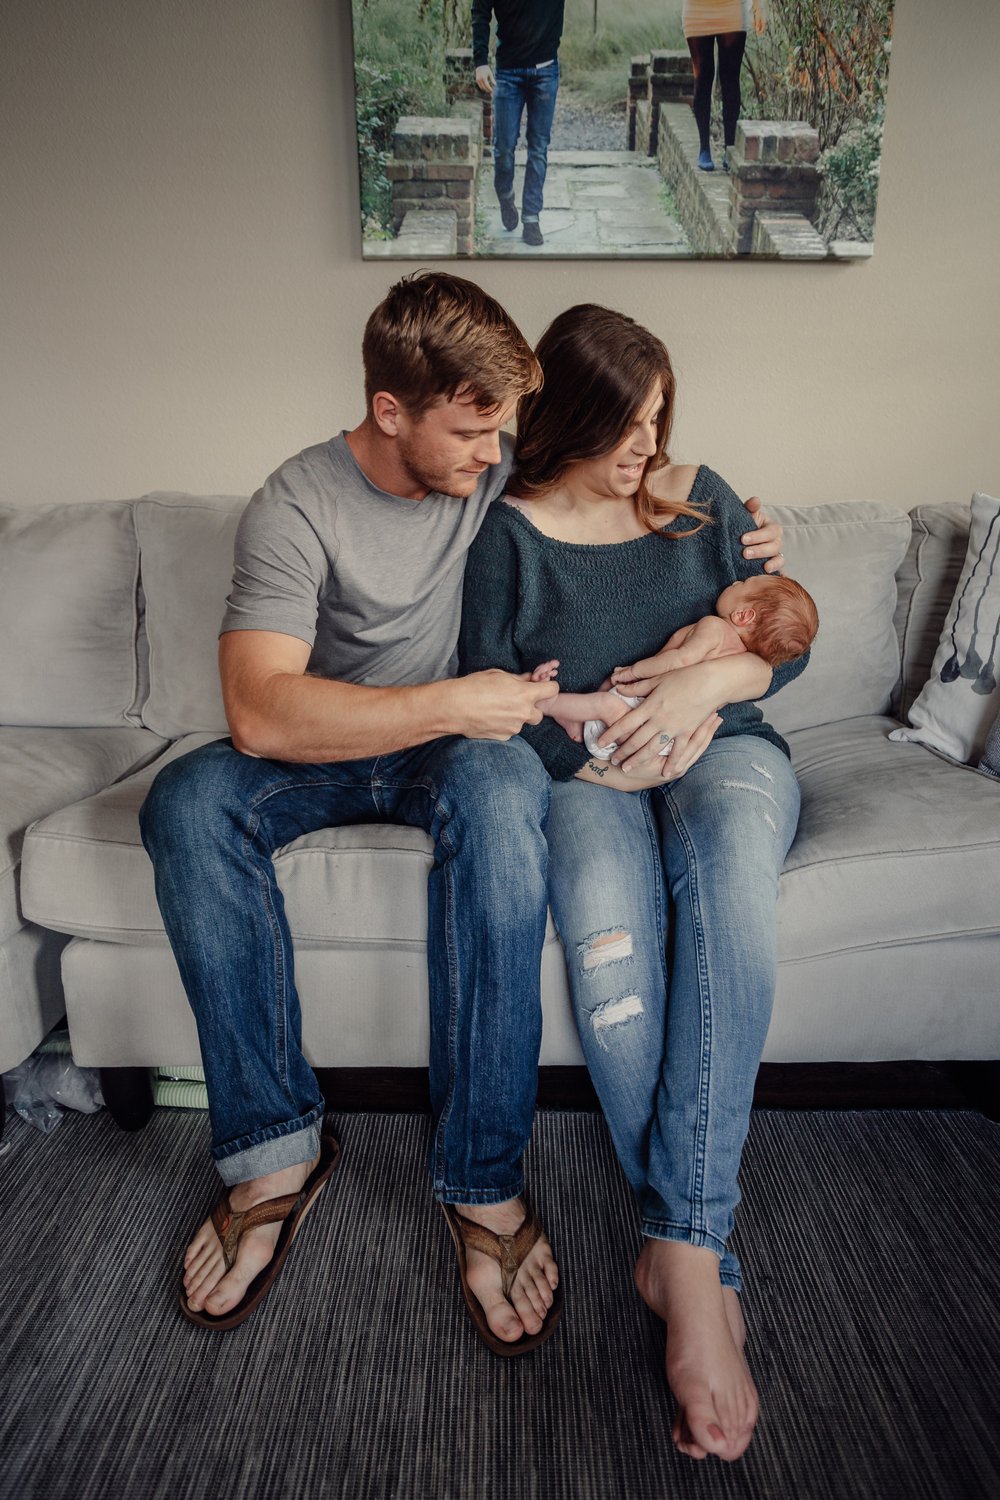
966,1061,1000,1121
100,1067,156,1131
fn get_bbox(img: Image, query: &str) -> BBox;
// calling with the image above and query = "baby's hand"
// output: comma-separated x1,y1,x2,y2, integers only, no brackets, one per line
530,659,560,683
611,653,677,689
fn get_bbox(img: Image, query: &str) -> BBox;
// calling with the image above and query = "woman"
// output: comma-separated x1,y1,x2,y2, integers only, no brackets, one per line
683,0,752,171
459,305,805,1462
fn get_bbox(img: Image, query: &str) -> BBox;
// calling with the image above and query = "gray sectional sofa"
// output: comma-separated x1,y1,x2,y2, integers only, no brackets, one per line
3,491,998,1129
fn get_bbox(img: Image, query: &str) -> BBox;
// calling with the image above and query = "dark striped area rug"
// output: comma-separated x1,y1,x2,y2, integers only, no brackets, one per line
1,1106,998,1500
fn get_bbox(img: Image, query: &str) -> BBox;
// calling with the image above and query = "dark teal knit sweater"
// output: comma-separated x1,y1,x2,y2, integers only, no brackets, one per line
458,465,807,781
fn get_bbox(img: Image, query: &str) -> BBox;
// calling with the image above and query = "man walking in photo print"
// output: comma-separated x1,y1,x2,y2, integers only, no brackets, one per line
473,0,565,247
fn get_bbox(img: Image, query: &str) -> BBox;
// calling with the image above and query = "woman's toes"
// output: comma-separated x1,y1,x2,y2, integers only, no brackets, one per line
672,1410,708,1461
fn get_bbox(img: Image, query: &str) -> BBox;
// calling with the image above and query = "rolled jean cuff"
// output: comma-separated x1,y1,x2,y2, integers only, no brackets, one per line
641,1224,743,1292
434,1176,525,1208
641,1220,729,1262
212,1105,325,1187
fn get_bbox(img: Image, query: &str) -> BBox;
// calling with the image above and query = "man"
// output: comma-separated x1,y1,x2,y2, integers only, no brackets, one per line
140,270,784,1354
140,272,563,1350
473,0,565,247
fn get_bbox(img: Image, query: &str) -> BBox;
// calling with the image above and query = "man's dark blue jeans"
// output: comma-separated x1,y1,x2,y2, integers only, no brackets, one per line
493,61,560,222
139,734,551,1199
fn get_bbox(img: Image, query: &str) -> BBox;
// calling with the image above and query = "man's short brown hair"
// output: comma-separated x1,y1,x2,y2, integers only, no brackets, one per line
362,271,541,418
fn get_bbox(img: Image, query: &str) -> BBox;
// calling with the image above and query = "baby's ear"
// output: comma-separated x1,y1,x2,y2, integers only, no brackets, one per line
731,606,757,627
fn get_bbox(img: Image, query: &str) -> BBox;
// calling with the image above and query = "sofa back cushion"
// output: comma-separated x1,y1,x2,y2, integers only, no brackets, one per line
892,502,971,720
0,502,142,727
135,493,248,738
763,501,912,736
133,493,913,741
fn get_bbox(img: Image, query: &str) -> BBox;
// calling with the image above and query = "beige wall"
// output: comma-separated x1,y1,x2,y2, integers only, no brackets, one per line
1,0,997,510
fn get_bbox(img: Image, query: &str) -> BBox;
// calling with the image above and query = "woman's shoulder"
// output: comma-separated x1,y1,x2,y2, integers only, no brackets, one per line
470,494,540,561
480,494,549,541
659,463,752,520
648,461,703,507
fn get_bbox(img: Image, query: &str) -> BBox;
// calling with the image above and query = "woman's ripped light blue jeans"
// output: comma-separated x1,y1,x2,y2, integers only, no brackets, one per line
546,735,800,1291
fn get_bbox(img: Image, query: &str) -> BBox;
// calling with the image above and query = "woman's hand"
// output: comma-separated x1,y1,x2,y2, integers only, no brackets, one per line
593,663,724,775
595,654,772,774
742,496,785,574
575,711,723,790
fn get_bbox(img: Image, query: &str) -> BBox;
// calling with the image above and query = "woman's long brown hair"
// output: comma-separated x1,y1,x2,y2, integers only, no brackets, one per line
511,304,708,535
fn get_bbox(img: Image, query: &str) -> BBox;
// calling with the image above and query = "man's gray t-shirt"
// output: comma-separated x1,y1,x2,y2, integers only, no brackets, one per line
221,431,513,685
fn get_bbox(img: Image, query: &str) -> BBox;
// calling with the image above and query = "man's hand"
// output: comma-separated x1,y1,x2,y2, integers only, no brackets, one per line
447,668,556,741
475,65,496,95
742,495,785,574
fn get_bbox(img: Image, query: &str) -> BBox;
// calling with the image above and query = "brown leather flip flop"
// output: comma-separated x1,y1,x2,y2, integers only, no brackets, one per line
441,1200,563,1356
179,1131,340,1330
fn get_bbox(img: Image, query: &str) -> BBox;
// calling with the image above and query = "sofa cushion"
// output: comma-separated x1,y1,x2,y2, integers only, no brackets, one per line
20,732,562,948
781,714,1000,960
890,493,1000,765
0,502,143,727
0,726,166,943
893,502,971,720
135,493,247,738
763,502,911,737
978,709,1000,778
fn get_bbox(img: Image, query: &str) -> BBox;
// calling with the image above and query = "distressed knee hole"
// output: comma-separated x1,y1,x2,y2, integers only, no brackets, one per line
577,929,633,972
591,993,644,1048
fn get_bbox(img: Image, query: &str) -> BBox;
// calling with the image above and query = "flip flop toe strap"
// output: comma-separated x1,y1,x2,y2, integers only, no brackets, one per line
211,1190,303,1271
453,1207,543,1300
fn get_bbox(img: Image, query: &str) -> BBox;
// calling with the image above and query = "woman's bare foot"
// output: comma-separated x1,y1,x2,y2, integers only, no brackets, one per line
635,1239,759,1462
722,1284,747,1350
182,1153,320,1317
456,1198,559,1343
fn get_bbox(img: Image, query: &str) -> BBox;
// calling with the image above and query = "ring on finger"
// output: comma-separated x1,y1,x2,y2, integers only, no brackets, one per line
658,732,675,756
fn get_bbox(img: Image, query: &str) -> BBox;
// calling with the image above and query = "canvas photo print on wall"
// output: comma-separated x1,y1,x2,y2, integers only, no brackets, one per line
351,0,897,261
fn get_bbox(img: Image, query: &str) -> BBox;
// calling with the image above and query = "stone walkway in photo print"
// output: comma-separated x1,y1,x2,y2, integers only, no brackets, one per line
476,150,690,257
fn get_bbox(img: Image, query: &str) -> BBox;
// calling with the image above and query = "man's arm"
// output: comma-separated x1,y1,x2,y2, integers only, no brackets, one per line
472,0,494,89
220,631,554,764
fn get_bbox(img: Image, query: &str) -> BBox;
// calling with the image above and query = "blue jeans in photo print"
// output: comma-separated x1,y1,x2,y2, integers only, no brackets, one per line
493,61,560,220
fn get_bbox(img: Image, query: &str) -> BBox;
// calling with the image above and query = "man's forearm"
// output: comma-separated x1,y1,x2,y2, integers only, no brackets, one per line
227,672,460,763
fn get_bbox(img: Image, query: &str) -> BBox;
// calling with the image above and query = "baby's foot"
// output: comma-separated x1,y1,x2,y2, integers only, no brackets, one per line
594,689,634,727
530,659,560,683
